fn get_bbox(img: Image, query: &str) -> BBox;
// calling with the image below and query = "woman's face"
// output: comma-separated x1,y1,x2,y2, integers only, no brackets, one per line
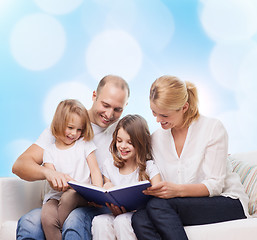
150,101,186,130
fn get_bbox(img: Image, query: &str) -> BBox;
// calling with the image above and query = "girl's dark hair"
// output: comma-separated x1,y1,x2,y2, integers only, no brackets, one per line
110,114,152,181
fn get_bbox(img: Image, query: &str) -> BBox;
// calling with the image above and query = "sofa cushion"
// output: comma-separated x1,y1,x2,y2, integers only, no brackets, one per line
0,221,17,240
229,153,257,216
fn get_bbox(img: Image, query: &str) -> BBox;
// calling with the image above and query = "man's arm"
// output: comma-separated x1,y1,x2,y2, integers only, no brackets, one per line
12,144,71,191
12,144,46,181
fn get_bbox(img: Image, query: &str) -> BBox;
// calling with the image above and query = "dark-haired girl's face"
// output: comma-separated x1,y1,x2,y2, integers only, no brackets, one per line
116,128,136,162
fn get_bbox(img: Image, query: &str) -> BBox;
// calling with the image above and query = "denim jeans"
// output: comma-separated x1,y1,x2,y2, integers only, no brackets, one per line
16,206,110,240
132,196,246,240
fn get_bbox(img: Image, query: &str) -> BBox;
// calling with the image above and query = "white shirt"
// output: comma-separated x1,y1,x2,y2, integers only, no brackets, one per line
42,139,96,203
151,115,249,217
102,158,160,186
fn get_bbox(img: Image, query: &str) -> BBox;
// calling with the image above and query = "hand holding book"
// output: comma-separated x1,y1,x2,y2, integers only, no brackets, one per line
68,180,152,212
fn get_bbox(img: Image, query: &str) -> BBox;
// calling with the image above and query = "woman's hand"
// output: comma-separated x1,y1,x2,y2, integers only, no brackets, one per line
106,203,127,216
143,181,181,199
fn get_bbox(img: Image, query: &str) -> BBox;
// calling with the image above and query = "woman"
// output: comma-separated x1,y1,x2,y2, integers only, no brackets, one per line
131,75,249,240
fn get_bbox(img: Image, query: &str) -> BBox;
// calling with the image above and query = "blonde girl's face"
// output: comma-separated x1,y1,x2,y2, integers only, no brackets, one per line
59,113,83,146
116,128,136,162
150,101,186,130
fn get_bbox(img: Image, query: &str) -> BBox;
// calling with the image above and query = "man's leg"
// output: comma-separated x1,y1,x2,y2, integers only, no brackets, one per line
62,206,110,240
16,208,45,240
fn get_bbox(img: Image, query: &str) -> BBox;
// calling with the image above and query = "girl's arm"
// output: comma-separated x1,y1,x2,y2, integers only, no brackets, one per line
103,176,114,189
87,151,103,187
150,173,162,186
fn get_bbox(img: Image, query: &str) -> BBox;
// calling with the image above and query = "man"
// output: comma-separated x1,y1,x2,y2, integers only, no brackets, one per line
12,75,130,239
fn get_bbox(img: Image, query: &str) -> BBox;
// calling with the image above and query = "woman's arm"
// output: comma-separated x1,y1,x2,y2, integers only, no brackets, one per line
87,151,103,187
144,181,209,198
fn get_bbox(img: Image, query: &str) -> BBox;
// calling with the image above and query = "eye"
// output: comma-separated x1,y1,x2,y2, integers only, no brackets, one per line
114,108,123,113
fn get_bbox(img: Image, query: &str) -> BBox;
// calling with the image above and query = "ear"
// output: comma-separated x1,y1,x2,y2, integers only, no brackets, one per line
182,102,189,113
92,90,97,101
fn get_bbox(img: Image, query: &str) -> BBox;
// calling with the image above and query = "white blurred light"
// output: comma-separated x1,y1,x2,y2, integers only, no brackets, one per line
43,81,93,125
7,139,33,162
86,30,142,82
209,41,257,91
237,47,257,107
34,0,83,15
10,13,66,71
200,0,257,42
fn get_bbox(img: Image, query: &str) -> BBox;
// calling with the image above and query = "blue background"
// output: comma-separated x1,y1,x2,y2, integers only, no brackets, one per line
1,0,257,177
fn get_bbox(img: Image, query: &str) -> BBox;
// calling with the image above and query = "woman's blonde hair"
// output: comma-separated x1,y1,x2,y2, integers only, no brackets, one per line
51,99,93,141
150,75,200,128
110,114,152,181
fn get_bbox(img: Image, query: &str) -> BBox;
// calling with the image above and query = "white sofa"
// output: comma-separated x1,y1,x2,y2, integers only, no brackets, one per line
1,151,257,240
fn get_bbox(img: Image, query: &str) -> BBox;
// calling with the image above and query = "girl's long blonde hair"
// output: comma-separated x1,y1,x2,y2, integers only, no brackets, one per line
110,114,152,181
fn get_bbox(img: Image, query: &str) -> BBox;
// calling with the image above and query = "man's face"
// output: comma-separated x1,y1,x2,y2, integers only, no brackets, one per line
90,83,128,128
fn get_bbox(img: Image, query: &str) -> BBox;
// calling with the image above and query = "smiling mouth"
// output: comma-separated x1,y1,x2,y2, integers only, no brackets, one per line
101,115,111,123
119,150,130,155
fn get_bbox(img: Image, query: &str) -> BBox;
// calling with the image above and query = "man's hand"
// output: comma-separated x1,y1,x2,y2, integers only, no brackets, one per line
106,203,126,216
43,167,73,192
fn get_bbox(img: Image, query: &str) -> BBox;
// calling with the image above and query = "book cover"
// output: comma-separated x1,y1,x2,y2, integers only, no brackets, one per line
68,180,152,211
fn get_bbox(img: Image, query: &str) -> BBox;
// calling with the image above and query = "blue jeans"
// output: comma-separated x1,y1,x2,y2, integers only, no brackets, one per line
132,196,246,240
17,206,110,240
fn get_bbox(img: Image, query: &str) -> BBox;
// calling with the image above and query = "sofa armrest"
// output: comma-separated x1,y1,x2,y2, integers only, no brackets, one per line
0,177,45,225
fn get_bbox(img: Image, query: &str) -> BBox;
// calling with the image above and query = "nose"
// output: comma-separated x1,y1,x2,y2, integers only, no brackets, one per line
156,115,162,123
105,108,114,120
71,128,77,135
120,141,127,149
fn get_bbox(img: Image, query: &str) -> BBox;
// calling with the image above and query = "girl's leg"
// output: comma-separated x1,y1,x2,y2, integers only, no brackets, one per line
58,189,88,228
147,196,246,240
91,213,115,240
132,208,161,240
113,212,137,240
41,199,62,240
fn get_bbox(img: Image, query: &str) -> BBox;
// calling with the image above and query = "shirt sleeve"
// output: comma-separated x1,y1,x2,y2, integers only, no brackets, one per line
201,120,228,197
82,139,97,158
146,160,160,180
43,147,54,165
102,158,114,179
35,127,55,150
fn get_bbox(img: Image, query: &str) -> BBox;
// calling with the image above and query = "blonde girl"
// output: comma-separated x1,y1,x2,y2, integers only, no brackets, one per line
91,114,161,240
41,99,102,240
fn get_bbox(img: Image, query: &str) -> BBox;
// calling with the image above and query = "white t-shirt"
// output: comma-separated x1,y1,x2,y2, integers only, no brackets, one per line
102,158,160,186
35,122,117,171
43,138,96,203
151,115,250,217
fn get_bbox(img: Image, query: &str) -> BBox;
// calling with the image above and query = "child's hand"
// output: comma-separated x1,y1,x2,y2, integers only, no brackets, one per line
106,203,127,216
103,182,114,189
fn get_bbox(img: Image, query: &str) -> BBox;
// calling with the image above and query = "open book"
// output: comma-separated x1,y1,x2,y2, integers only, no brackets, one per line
68,180,151,211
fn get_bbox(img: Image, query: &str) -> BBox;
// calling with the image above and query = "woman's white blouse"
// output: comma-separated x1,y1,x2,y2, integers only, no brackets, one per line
151,115,250,217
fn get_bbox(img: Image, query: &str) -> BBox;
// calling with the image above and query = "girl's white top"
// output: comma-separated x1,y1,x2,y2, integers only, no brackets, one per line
42,138,96,203
103,158,160,186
